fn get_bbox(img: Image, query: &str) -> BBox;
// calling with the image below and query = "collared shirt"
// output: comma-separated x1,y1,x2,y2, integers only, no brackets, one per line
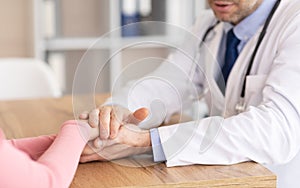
230,0,278,53
151,0,278,162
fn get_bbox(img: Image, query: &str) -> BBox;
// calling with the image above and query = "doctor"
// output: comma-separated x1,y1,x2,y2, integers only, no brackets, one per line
80,0,300,187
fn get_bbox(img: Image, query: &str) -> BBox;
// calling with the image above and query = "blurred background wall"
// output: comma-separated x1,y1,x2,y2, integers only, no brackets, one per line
0,0,206,95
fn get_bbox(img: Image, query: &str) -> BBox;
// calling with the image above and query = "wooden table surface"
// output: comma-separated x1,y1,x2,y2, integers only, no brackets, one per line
0,95,276,188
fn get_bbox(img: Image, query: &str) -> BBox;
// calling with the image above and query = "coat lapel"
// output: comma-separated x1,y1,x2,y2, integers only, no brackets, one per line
201,22,225,116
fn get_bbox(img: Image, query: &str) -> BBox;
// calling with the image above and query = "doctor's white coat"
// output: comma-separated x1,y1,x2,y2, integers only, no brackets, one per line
108,1,300,187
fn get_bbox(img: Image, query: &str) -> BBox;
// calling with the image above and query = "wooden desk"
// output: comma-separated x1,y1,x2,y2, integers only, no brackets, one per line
0,95,276,187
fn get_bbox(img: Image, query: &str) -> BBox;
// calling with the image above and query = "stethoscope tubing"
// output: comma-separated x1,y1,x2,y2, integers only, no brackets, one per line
199,0,281,112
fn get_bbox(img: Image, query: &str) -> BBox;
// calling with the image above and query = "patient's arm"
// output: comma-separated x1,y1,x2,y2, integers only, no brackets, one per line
8,134,56,160
0,120,91,188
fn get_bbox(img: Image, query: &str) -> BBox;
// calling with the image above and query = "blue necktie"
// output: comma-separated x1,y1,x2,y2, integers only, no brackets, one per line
222,29,241,84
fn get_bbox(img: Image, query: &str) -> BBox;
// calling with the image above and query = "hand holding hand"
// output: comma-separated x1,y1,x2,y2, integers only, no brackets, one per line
80,123,151,163
76,119,99,141
79,105,149,140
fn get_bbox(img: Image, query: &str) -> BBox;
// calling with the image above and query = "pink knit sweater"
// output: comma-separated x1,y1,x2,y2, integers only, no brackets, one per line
0,120,90,188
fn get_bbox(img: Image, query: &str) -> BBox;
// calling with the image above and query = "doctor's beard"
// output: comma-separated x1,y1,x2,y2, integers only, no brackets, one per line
207,0,263,25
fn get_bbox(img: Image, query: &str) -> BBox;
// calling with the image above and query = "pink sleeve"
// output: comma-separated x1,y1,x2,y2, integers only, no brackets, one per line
0,120,91,188
8,134,56,160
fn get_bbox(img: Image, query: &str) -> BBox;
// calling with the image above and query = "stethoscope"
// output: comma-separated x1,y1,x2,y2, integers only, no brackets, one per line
199,0,281,113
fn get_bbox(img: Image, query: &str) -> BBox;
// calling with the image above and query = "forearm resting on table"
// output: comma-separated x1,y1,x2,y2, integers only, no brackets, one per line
8,134,56,160
0,120,91,188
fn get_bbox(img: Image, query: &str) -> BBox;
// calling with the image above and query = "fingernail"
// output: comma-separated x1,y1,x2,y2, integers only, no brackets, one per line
109,134,116,139
110,132,116,139
79,114,87,119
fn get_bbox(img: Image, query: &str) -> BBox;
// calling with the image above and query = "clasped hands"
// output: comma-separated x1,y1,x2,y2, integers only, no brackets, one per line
79,105,151,163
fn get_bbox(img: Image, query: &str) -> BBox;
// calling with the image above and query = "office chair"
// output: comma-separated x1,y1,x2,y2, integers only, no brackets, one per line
0,58,61,100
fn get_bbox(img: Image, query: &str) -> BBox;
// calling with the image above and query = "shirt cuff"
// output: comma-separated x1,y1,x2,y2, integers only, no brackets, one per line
150,128,166,162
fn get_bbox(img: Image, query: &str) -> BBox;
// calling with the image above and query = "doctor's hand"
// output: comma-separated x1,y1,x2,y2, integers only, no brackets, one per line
79,105,149,140
80,123,152,163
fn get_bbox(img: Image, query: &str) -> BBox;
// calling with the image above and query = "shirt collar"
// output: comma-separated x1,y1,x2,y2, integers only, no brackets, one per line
224,0,278,42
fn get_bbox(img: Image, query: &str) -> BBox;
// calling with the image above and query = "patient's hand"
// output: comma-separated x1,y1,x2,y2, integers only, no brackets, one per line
77,119,99,141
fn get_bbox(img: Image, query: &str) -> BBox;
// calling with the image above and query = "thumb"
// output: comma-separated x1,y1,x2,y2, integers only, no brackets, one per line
127,107,149,125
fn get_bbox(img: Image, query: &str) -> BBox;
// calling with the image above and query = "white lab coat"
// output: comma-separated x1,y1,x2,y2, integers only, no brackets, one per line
108,1,300,187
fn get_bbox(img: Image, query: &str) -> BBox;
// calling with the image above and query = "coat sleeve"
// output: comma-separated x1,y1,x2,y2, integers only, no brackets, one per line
0,120,90,188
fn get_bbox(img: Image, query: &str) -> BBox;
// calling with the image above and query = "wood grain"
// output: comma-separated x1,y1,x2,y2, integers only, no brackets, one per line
71,159,276,188
0,95,276,187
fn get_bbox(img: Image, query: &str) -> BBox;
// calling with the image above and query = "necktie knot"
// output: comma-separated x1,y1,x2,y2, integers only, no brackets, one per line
226,29,240,50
